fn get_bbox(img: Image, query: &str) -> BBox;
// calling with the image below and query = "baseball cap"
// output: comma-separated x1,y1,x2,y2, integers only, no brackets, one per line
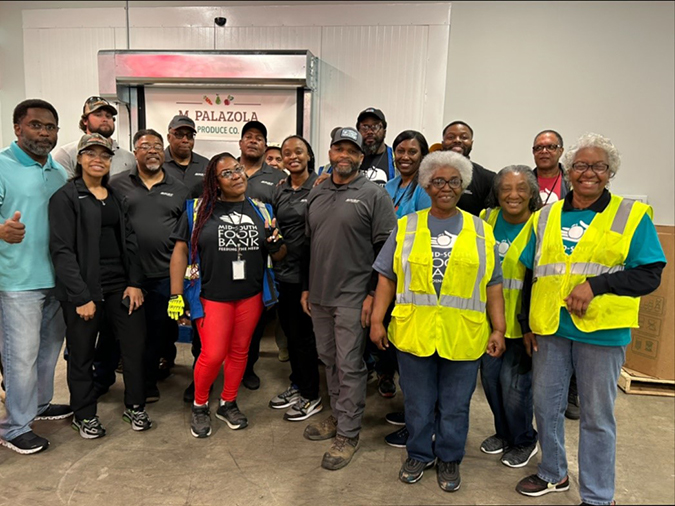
330,127,364,152
241,121,268,140
168,115,196,132
82,96,117,117
356,108,387,129
77,133,114,155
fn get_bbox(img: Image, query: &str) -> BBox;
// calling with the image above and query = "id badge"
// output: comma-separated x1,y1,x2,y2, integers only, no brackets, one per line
232,259,246,280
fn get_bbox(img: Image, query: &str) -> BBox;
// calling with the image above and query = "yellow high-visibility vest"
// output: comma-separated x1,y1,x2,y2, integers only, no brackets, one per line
389,208,496,360
481,208,533,338
530,195,652,334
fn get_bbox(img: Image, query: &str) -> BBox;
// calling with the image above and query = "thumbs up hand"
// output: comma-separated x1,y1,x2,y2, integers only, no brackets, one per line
1,211,26,244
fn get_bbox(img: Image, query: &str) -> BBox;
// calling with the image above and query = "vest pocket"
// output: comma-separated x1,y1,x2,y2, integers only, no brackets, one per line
407,257,431,292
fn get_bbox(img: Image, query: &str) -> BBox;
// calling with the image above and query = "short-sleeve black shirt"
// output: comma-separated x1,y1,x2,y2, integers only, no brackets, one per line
457,161,496,217
163,148,210,191
246,163,286,203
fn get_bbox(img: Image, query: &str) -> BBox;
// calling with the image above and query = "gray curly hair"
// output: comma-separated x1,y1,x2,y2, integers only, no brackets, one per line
562,133,621,177
419,151,473,190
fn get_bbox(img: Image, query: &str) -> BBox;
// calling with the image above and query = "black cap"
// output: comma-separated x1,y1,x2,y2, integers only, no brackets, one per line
241,121,267,141
356,108,387,129
168,115,196,132
330,127,364,152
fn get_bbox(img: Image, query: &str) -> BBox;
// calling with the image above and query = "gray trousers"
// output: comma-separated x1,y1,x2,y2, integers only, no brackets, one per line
311,304,367,439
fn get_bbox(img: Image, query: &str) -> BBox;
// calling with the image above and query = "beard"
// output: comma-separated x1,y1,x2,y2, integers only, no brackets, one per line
333,159,360,177
362,138,383,156
21,135,56,157
144,161,162,172
91,124,114,139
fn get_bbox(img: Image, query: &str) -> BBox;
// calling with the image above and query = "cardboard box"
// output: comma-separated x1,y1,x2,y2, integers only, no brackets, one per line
626,225,675,380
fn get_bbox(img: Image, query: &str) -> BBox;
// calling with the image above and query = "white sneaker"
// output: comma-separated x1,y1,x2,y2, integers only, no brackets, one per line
269,384,301,409
284,397,323,421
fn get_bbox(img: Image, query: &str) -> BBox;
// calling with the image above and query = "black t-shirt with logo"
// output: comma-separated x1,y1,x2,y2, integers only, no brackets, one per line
172,199,266,302
360,147,392,187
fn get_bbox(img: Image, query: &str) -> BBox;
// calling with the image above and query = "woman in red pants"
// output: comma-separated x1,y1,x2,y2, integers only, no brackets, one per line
169,152,286,437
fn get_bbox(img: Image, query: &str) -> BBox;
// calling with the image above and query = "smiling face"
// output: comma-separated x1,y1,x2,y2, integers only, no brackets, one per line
442,124,473,157
328,141,364,178
394,138,423,179
134,134,165,173
533,132,563,172
427,166,463,214
77,145,112,179
265,147,283,170
281,138,310,175
568,147,610,200
497,171,531,221
216,156,247,200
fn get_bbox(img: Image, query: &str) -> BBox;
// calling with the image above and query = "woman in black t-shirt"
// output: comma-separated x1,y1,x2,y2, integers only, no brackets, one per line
49,134,150,439
169,152,286,438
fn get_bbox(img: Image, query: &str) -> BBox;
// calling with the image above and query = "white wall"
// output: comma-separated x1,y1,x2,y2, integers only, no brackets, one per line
445,1,675,224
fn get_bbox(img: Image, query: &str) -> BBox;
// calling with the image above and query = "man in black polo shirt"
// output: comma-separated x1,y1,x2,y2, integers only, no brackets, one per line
162,115,209,191
110,129,189,402
441,121,495,216
301,127,396,470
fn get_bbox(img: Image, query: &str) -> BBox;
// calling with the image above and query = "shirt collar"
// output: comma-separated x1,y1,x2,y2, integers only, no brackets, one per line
10,141,57,169
326,172,366,190
282,171,318,191
164,147,196,166
562,188,611,212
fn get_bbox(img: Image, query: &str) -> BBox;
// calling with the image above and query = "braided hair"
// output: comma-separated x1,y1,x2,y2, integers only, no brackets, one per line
190,152,238,264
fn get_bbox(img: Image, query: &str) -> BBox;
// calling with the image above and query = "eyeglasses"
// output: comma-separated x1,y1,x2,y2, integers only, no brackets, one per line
136,143,163,152
80,149,113,161
25,121,59,133
171,130,195,140
358,123,383,133
430,177,462,190
218,166,246,179
570,162,610,174
533,144,561,153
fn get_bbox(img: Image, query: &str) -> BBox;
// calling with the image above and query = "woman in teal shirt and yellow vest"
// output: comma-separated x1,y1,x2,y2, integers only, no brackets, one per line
515,134,666,505
478,165,542,468
371,150,506,492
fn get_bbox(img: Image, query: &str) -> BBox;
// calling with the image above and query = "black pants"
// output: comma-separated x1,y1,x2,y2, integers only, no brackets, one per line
366,302,398,377
245,304,275,375
277,281,320,400
142,277,178,391
62,291,146,420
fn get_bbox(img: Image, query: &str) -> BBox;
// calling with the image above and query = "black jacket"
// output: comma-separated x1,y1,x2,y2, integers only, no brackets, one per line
49,178,144,305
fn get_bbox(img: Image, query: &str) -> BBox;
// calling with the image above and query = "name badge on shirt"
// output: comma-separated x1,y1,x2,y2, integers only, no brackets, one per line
232,260,246,280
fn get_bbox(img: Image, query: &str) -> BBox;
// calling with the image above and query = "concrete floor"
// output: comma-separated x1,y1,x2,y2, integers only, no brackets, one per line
1,336,673,506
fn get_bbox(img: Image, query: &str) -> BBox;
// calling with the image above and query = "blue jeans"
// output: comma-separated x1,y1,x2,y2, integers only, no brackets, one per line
533,334,625,506
0,290,66,440
397,350,480,463
480,338,537,446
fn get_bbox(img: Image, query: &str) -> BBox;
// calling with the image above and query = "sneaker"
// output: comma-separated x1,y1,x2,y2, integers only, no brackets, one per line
385,426,409,448
304,414,338,441
399,457,435,484
0,431,49,455
480,434,508,454
321,434,360,470
284,397,323,421
122,408,153,431
190,404,212,438
269,384,301,409
72,417,106,439
242,371,260,390
145,386,160,404
34,404,73,421
377,374,396,398
516,474,570,497
216,400,248,430
278,348,290,362
501,443,539,468
437,460,461,492
385,411,405,426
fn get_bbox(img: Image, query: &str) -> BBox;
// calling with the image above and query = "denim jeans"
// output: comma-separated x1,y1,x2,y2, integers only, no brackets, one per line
533,334,625,505
0,290,65,441
480,338,537,447
397,350,480,463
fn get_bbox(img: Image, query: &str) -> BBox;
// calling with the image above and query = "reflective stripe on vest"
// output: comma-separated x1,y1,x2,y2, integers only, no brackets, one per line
396,212,487,312
535,262,625,278
503,278,524,290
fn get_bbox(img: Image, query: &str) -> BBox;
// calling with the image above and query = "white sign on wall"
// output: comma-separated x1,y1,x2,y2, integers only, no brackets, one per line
144,87,297,159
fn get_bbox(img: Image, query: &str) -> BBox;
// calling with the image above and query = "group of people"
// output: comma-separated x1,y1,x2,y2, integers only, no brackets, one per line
0,96,665,506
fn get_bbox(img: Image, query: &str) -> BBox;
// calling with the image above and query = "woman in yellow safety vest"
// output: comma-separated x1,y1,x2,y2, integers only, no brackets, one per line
515,134,666,504
370,150,507,492
478,165,542,468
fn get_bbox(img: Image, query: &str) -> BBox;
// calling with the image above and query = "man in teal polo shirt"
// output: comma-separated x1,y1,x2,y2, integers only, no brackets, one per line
0,99,71,455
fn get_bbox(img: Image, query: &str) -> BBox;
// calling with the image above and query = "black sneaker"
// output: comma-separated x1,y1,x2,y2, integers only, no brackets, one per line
269,384,301,409
501,443,538,468
122,408,153,431
190,404,212,438
437,461,461,492
216,400,248,430
183,382,195,403
565,375,580,420
385,411,405,426
399,457,435,484
283,397,323,422
385,426,409,448
241,371,260,390
0,430,49,454
34,404,73,421
516,474,570,497
377,374,396,398
72,417,106,439
480,434,508,454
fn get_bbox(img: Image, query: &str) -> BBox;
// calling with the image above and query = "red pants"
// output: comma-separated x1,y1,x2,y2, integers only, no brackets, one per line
194,294,263,405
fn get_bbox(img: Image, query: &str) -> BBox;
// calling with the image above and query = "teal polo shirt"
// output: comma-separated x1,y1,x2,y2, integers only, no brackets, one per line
0,141,67,291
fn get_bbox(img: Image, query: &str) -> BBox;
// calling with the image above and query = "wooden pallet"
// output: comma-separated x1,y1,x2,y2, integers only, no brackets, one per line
618,367,675,397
